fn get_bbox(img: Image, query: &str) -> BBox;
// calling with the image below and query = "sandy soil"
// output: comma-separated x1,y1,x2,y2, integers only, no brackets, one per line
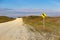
0,18,29,40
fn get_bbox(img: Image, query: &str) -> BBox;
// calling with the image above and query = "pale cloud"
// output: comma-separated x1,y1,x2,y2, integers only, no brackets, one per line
0,8,60,17
15,9,41,12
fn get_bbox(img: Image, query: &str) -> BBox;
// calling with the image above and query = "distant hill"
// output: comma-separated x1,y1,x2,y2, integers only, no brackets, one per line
0,16,15,23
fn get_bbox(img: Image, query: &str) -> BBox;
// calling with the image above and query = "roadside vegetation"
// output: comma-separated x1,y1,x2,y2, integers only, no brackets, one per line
0,16,15,23
23,16,60,32
23,16,60,40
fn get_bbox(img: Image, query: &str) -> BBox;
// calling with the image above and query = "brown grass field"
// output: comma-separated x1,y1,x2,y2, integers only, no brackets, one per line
23,16,60,40
0,16,15,23
23,16,60,33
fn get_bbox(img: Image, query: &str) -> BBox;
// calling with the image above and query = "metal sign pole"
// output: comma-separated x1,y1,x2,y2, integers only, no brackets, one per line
43,18,45,29
41,13,46,29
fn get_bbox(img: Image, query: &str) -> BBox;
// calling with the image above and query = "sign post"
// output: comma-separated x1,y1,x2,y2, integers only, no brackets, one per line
41,13,46,29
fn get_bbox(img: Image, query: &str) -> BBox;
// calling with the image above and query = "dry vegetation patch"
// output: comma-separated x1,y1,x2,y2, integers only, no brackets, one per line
0,16,15,23
23,16,60,33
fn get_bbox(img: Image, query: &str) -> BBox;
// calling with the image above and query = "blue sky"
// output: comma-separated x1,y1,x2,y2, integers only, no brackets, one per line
0,0,60,17
0,0,60,10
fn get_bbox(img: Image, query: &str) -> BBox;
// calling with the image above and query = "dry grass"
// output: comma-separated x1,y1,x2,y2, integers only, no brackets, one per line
23,16,60,33
23,16,60,40
0,16,15,23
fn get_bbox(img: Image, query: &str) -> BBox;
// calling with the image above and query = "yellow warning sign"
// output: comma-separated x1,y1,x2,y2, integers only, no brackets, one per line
41,13,46,18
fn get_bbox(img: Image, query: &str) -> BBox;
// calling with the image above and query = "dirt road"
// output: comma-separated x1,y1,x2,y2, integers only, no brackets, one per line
0,18,29,40
0,18,59,40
